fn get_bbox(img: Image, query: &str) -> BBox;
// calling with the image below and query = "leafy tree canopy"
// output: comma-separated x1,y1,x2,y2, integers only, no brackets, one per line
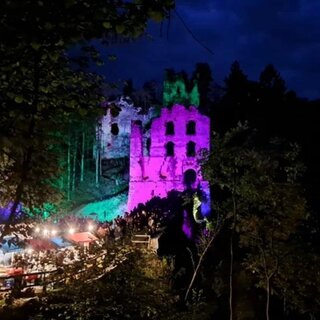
201,124,319,318
0,0,175,228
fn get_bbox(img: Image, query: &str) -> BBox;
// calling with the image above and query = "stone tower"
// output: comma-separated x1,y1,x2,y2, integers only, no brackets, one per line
127,104,210,213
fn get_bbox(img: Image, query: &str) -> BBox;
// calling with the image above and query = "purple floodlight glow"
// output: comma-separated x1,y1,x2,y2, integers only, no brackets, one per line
127,104,210,212
182,209,192,239
199,182,211,217
0,202,22,222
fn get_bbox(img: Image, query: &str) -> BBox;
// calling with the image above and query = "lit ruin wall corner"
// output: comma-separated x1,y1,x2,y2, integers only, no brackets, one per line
99,96,156,159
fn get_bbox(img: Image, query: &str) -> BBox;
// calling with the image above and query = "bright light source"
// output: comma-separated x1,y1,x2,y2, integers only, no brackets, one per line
87,224,94,231
27,248,33,254
51,229,57,236
69,228,75,234
35,227,40,233
43,229,49,236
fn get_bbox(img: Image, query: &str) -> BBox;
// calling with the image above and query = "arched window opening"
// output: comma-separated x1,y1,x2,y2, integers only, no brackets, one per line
186,120,196,135
111,123,119,135
187,141,196,157
166,141,175,157
165,121,175,135
134,120,142,126
183,169,197,188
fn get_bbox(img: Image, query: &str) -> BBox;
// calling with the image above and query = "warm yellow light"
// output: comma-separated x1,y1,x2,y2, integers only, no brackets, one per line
69,228,75,234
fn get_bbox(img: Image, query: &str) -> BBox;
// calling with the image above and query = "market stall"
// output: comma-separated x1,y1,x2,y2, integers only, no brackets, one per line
0,236,24,266
65,232,98,248
50,237,73,249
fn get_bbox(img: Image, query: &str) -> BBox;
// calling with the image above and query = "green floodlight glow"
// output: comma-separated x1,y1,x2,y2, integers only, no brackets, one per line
25,202,57,220
192,194,204,223
75,193,128,221
163,77,199,107
189,81,200,106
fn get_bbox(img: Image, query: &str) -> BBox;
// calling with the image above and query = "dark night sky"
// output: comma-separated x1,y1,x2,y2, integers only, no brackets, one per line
99,0,320,99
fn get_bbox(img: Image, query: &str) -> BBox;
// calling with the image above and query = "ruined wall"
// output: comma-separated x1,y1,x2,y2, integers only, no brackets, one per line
100,96,155,159
127,104,210,212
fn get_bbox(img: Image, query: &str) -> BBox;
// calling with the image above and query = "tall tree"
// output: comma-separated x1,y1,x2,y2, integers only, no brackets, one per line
214,61,251,133
0,0,175,235
202,124,307,319
123,79,134,97
239,182,306,320
192,62,213,114
224,61,249,99
259,64,286,97
80,129,85,183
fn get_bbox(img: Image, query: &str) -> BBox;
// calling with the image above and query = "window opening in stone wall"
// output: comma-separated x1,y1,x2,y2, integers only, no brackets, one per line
165,121,175,135
183,169,197,188
166,141,175,156
146,138,151,156
111,123,119,135
186,120,196,135
187,141,196,157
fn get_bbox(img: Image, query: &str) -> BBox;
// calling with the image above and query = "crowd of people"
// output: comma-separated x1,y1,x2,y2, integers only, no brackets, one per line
95,209,169,245
11,245,99,272
1,208,170,276
0,203,182,301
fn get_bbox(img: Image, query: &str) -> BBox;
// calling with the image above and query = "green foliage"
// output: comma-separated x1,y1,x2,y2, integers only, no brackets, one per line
189,81,200,107
0,1,174,48
32,249,182,320
202,124,314,316
24,202,58,220
0,51,103,211
273,246,320,315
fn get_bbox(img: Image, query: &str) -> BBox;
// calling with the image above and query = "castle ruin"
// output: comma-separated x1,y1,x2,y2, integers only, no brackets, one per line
127,104,210,214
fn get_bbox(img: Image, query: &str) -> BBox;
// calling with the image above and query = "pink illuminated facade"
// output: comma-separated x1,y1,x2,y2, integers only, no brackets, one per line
127,104,210,213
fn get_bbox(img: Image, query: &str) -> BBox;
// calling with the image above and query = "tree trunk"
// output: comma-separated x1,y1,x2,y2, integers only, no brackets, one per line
80,130,85,182
72,135,77,193
99,147,102,179
95,125,101,187
229,234,234,320
1,167,28,239
0,53,40,240
184,227,221,302
10,146,34,217
92,132,96,158
59,164,64,191
95,141,99,187
229,192,237,320
67,135,71,201
261,247,273,320
266,276,270,320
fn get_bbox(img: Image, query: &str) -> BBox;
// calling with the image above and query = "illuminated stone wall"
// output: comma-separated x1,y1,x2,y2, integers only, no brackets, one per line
127,104,210,213
100,96,155,159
